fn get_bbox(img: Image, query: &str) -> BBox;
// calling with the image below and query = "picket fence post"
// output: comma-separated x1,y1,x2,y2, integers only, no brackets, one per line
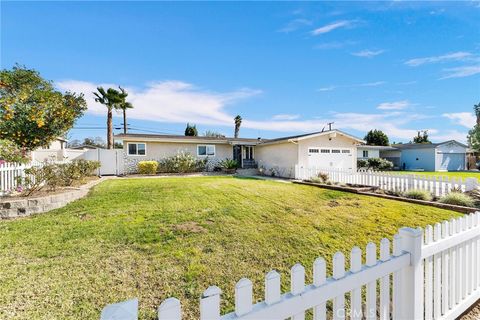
399,227,424,320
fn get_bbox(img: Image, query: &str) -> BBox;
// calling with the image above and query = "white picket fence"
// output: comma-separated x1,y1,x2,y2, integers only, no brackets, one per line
295,166,479,197
0,160,68,194
102,212,480,320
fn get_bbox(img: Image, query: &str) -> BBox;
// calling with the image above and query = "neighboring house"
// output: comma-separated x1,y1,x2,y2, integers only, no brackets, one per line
394,141,468,171
357,140,468,171
357,145,401,168
31,137,86,162
69,145,102,150
115,129,364,177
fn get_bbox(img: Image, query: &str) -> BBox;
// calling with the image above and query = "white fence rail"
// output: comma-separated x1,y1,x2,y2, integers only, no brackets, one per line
295,166,478,197
0,160,69,194
101,213,480,320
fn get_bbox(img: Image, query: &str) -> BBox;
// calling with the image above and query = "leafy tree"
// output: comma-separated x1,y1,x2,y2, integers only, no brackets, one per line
364,129,389,146
412,130,431,144
184,123,198,136
0,139,28,163
234,115,242,138
93,87,125,149
0,65,87,152
204,130,225,138
467,102,480,151
117,87,133,134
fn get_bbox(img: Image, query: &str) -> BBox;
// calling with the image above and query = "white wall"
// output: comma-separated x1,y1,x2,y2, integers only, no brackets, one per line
255,142,298,177
356,148,380,159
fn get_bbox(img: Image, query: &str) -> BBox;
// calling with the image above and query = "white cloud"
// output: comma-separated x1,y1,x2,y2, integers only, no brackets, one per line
430,130,468,143
351,49,385,58
439,65,480,79
443,112,476,128
57,79,447,142
314,40,357,50
317,86,336,92
57,80,262,125
405,51,472,67
311,20,354,35
278,19,312,33
377,100,411,110
358,81,385,87
318,81,384,92
272,114,301,121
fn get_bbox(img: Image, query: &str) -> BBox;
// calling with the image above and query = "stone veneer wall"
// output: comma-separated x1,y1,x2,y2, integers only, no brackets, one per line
0,177,107,219
124,155,223,174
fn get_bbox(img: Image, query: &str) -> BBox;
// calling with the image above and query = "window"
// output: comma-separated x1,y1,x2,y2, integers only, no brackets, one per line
197,145,215,156
332,149,341,154
308,148,319,154
362,150,369,158
128,143,146,156
342,149,351,154
320,149,330,153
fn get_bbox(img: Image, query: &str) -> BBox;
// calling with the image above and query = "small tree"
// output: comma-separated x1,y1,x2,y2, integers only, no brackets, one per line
185,123,198,136
413,130,431,144
364,129,389,146
204,130,225,138
468,102,480,152
234,115,242,138
0,65,87,152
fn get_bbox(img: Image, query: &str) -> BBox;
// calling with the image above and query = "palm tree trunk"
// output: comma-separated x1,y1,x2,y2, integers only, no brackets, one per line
107,109,113,149
123,108,127,134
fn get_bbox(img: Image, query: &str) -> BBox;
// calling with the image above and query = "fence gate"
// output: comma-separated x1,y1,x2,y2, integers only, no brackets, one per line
83,149,124,176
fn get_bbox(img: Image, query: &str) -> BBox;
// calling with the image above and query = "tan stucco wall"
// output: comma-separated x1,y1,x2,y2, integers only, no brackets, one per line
124,141,233,161
255,142,298,178
297,134,359,170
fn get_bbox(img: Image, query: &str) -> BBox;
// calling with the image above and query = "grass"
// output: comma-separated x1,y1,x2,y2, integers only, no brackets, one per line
395,171,480,180
0,176,461,319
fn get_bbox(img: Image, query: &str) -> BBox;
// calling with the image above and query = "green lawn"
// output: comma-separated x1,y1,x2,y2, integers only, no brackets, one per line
0,176,461,319
394,171,480,180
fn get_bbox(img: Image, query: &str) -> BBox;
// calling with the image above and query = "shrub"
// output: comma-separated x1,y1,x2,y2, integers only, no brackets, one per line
157,152,207,173
138,161,158,174
403,189,433,201
311,172,329,184
367,157,393,171
219,159,238,170
439,192,475,207
357,159,368,168
16,160,101,196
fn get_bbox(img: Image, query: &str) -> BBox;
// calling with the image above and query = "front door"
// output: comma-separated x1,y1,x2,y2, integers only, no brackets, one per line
233,145,242,167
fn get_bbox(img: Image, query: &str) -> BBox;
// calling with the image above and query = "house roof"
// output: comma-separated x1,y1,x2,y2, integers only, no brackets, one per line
259,129,365,145
70,144,102,150
115,133,262,145
357,145,398,150
115,129,365,146
393,140,468,149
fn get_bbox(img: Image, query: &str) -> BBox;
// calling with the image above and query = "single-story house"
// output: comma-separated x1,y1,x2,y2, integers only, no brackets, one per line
31,137,89,162
115,129,364,177
357,145,401,168
357,140,468,171
394,141,468,171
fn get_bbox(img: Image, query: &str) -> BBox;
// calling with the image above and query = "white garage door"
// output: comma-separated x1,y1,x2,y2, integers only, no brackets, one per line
307,147,353,170
439,153,465,171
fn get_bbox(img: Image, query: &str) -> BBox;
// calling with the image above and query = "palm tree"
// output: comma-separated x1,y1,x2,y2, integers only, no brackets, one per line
93,87,123,149
474,102,480,126
234,115,242,138
117,87,133,134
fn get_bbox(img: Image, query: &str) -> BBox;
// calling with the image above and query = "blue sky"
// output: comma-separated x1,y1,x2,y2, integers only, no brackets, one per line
2,1,480,143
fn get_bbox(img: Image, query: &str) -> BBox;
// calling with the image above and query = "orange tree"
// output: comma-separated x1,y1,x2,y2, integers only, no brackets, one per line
0,65,87,152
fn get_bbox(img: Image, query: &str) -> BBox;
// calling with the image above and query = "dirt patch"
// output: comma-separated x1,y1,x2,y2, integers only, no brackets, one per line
328,200,340,207
173,222,207,234
459,300,480,320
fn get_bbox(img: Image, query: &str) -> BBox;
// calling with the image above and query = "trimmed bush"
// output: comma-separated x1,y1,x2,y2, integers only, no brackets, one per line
138,161,158,174
219,158,238,170
403,189,433,201
438,192,475,207
157,152,207,173
367,157,394,170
